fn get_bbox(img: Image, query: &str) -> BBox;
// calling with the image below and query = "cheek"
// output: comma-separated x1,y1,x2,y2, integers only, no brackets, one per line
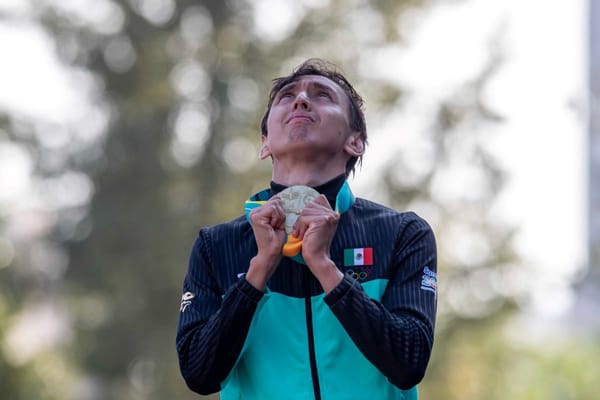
326,110,351,130
266,106,285,128
265,115,286,141
266,114,276,135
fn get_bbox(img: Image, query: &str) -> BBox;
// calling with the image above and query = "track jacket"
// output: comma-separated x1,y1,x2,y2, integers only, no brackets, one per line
177,178,437,400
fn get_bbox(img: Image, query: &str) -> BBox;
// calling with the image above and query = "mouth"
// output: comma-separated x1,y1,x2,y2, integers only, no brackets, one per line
286,113,314,124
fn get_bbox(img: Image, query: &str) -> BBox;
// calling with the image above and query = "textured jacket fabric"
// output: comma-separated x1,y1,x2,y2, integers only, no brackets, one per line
176,185,437,400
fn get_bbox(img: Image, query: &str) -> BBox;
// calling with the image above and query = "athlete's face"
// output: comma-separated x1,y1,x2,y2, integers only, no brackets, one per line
261,75,362,163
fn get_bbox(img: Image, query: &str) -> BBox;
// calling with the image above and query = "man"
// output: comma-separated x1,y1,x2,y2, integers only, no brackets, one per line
176,58,437,400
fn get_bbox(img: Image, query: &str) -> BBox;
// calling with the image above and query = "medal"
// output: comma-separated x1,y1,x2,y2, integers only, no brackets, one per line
244,181,355,264
278,185,319,257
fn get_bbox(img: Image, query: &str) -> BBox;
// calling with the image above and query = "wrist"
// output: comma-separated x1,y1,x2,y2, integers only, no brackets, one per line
306,257,344,294
246,253,281,292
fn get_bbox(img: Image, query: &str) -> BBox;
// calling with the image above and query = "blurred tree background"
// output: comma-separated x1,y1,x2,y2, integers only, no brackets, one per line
0,0,597,399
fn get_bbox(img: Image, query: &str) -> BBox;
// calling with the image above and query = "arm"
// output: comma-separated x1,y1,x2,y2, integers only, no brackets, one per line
177,197,286,395
324,214,437,389
176,234,264,395
295,199,436,387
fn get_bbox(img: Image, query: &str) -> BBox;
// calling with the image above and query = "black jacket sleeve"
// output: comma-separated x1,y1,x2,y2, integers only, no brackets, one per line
176,232,263,395
324,213,437,390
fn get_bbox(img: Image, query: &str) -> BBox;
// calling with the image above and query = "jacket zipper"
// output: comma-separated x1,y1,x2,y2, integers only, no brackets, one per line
303,267,322,400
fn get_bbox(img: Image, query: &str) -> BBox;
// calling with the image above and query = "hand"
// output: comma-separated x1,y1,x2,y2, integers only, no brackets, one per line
293,195,344,293
246,196,286,291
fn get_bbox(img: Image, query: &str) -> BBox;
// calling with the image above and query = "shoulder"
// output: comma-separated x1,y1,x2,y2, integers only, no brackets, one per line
352,198,428,222
200,215,249,233
353,197,399,213
191,215,255,264
351,198,435,236
200,215,249,238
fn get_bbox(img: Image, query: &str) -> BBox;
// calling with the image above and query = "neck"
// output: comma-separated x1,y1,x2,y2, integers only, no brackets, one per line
271,159,347,186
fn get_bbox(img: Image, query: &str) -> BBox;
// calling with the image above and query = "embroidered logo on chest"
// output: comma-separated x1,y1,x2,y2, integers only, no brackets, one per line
343,247,373,266
343,247,374,281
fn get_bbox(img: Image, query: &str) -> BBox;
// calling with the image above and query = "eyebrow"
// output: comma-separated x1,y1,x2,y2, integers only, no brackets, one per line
275,80,339,100
277,81,299,95
312,82,338,98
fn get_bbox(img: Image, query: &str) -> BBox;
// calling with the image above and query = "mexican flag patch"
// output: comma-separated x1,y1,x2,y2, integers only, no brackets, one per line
344,247,373,266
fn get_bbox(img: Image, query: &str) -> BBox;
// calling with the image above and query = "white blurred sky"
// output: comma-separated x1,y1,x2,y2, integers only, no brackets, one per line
0,0,588,314
353,0,587,317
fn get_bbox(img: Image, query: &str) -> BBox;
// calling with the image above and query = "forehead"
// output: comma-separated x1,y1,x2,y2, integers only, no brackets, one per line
278,75,346,96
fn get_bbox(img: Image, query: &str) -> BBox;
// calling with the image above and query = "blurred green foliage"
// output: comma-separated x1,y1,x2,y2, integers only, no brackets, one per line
0,0,598,399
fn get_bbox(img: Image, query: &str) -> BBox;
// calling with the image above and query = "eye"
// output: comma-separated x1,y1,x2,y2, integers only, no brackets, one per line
318,91,332,99
276,91,294,102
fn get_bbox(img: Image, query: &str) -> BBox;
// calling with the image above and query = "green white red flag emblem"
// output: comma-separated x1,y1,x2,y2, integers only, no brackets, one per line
344,247,373,266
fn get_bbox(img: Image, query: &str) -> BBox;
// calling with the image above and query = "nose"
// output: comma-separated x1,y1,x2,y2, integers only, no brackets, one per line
293,92,311,110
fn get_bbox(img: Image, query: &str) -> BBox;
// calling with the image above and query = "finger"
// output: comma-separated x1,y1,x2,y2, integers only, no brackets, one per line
294,212,326,238
270,202,286,228
249,208,266,225
250,198,284,224
259,197,284,226
293,217,308,239
301,204,339,224
312,194,332,209
292,210,313,238
303,198,333,215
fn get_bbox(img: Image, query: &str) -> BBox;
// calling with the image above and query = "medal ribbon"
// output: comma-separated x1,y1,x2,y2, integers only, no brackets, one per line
244,181,355,264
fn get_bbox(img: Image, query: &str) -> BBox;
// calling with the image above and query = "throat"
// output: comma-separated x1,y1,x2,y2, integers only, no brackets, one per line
270,149,349,186
271,162,345,187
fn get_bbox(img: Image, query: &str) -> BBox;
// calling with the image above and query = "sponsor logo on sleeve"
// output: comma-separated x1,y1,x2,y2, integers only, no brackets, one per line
420,266,437,295
180,291,195,312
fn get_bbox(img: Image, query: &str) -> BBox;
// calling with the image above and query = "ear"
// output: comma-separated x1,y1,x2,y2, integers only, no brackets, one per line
259,135,272,160
344,132,365,157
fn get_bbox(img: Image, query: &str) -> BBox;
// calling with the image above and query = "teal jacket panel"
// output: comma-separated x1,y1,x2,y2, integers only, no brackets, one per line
220,280,418,400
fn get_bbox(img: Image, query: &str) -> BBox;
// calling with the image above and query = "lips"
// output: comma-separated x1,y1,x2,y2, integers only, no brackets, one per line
286,113,314,124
